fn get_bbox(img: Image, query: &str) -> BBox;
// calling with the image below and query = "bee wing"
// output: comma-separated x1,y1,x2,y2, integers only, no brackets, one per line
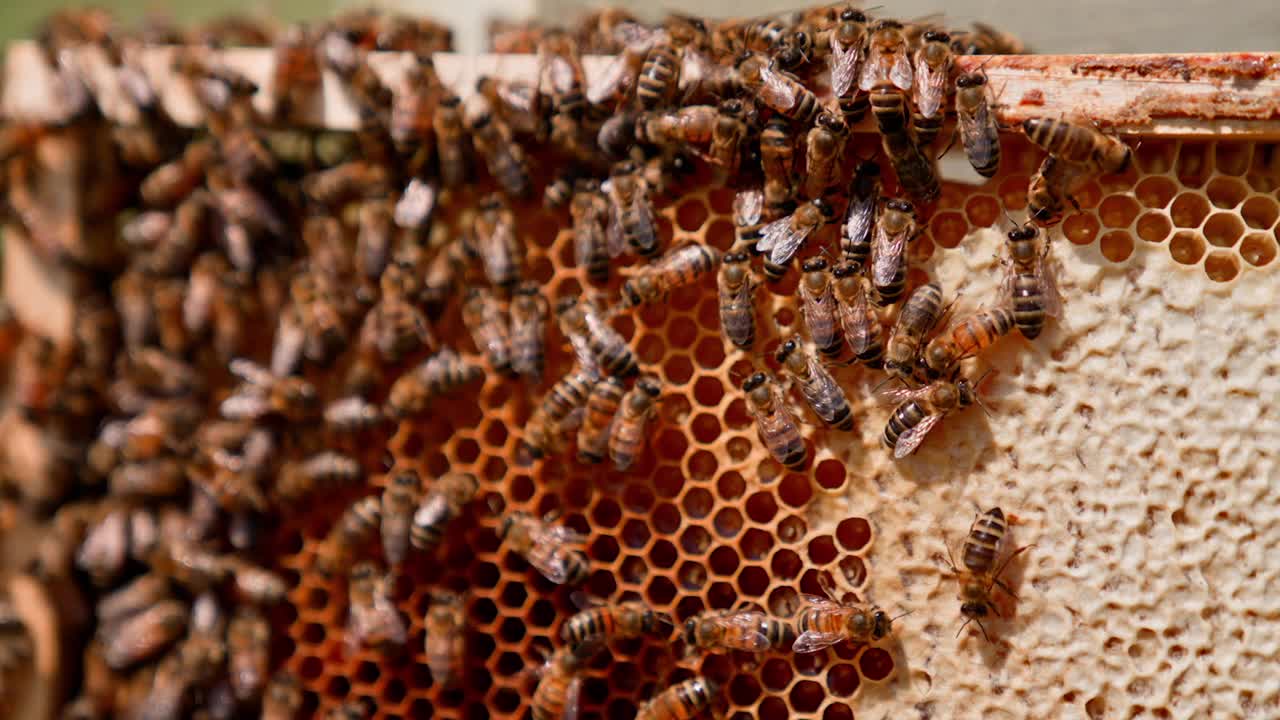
628,184,657,243
802,356,847,418
829,36,861,98
574,220,599,267
679,47,712,98
877,384,935,405
838,286,875,356
913,52,947,118
604,191,628,258
893,412,944,458
542,55,578,96
793,630,845,654
1039,255,1064,319
890,45,914,91
527,545,583,584
857,48,887,92
844,195,876,253
759,63,797,110
564,675,584,720
541,524,589,546
616,22,661,51
587,54,630,105
760,217,810,266
228,358,273,386
734,188,764,226
872,227,908,287
720,611,771,651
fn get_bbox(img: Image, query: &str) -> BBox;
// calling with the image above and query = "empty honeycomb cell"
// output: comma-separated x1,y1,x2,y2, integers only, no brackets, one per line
739,527,773,559
636,332,666,364
965,195,1001,228
1241,197,1280,234
1063,213,1100,245
694,336,727,370
677,198,710,232
688,450,719,482
639,301,669,329
678,559,707,589
998,175,1030,209
1100,231,1135,262
670,285,702,313
808,535,838,565
857,647,895,682
302,622,326,644
709,546,740,577
838,555,868,588
653,502,682,534
453,438,480,463
470,562,501,591
930,211,969,249
622,518,652,550
355,660,380,685
717,470,745,500
589,535,620,564
790,679,826,713
1214,142,1253,176
1099,195,1141,228
824,703,855,720
707,580,737,608
328,675,351,699
491,688,520,713
1204,251,1240,282
1169,232,1207,265
681,525,712,555
714,506,743,538
690,412,721,443
835,518,873,552
691,376,726,409
619,554,648,584
682,487,714,519
827,663,861,698
746,491,779,524
1136,212,1173,243
1240,232,1278,266
591,498,622,529
663,353,694,384
1203,212,1244,247
730,674,763,706
383,679,407,704
771,549,803,580
499,618,526,644
483,456,508,483
1176,142,1211,187
623,482,656,514
762,660,795,692
586,571,618,599
779,474,813,508
1135,139,1177,174
1206,177,1248,209
738,565,770,596
646,575,677,605
649,539,678,568
815,458,847,490
656,430,689,464
499,581,529,609
778,515,808,543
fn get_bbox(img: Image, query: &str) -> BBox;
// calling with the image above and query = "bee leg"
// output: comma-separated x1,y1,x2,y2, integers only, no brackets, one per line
990,543,1035,598
940,533,960,573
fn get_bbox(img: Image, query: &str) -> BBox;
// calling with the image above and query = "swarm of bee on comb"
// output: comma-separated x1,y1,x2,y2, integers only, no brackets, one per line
0,2,1157,718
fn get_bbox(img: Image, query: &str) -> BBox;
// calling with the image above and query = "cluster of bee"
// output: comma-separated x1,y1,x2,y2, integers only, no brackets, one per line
0,1,1110,717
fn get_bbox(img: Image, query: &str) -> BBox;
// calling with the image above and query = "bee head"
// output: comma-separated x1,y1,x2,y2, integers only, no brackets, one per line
960,601,990,620
831,262,857,278
1007,225,1038,241
719,98,743,116
723,251,749,265
811,197,836,219
956,72,986,89
871,609,893,639
742,371,767,392
801,256,828,273
817,112,844,132
923,30,950,43
637,375,662,398
840,8,867,23
775,338,799,363
885,198,915,215
682,616,700,645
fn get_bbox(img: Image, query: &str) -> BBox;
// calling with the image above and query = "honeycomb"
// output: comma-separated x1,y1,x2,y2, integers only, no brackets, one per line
267,134,1280,719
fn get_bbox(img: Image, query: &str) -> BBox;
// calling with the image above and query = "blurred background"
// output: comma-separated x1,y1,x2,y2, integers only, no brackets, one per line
0,0,1278,57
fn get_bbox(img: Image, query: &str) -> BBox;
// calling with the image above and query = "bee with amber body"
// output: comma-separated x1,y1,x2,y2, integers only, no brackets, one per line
637,677,720,720
608,375,662,470
498,511,590,585
794,575,895,652
424,591,467,687
884,282,946,381
921,307,1015,379
832,263,886,369
683,606,795,653
410,472,479,552
620,242,720,308
561,599,673,650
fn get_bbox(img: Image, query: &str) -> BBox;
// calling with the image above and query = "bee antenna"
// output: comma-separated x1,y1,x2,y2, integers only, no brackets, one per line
954,617,972,639
890,608,915,623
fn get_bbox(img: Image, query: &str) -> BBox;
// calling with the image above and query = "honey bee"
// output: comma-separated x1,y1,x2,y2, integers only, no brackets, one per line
740,17,788,53
465,93,534,199
953,71,1001,178
227,607,270,702
562,599,673,649
109,458,187,500
803,112,849,199
1022,118,1131,175
637,677,719,720
710,99,748,178
882,128,941,204
140,139,215,209
798,257,846,361
381,469,421,567
539,30,588,118
1001,224,1062,340
386,347,484,418
389,61,437,152
473,193,525,290
262,670,303,720
325,395,384,433
621,243,720,308
510,283,550,384
432,92,472,188
775,337,853,431
355,199,394,286
604,163,661,259
477,74,547,139
683,607,795,654
718,251,756,350
637,104,715,147
946,507,1031,640
357,288,436,366
423,591,466,688
757,198,836,282
152,539,229,592
869,79,909,138
742,372,808,471
96,574,172,628
226,558,289,605
881,375,982,458
832,263,886,368
410,471,479,552
637,18,703,109
736,53,821,125
794,577,895,652
347,561,407,654
531,643,598,720
422,238,469,315
609,374,663,471
1026,155,1091,228
270,25,322,122
76,508,131,588
596,110,639,159
498,511,590,585
859,20,914,94
841,161,880,268
557,297,639,378
323,701,371,720
829,8,869,106
760,117,796,221
955,21,1028,55
870,198,919,306
733,188,766,254
276,451,362,502
912,30,953,147
571,179,611,284
301,161,392,209
921,307,1015,379
101,599,188,670
523,364,601,458
463,288,514,376
884,281,946,380
577,376,625,464
317,495,381,577
220,358,320,424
